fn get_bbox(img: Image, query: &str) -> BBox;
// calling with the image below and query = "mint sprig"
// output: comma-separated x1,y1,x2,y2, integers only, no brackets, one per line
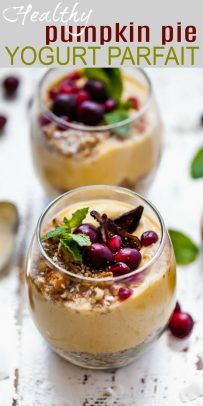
169,229,199,265
43,208,91,262
60,239,83,262
64,207,89,230
190,147,203,179
104,110,130,137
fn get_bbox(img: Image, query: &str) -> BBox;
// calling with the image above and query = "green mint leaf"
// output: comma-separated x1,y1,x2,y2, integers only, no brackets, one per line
63,217,71,229
43,226,66,240
104,110,130,137
190,147,203,179
120,100,133,110
84,68,110,87
169,229,199,265
65,208,89,230
104,68,123,102
84,68,123,102
60,239,82,262
70,233,91,247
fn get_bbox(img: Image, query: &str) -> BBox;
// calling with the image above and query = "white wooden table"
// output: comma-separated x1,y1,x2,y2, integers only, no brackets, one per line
1,68,203,406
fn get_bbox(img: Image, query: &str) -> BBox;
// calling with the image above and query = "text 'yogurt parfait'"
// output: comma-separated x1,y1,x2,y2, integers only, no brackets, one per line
31,68,163,196
26,186,176,369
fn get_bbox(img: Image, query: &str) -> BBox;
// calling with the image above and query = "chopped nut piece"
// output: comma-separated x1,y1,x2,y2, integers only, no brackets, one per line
94,287,104,301
47,271,66,291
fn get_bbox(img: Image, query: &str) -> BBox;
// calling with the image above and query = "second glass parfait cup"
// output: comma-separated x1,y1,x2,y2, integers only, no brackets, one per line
30,68,163,197
26,185,176,369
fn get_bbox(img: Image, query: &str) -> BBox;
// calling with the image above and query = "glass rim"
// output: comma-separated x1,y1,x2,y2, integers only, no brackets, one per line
38,68,153,133
36,185,166,283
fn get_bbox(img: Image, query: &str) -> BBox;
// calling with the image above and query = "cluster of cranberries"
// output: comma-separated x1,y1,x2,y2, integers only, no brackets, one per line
168,301,194,339
74,222,158,280
46,70,139,127
0,75,20,133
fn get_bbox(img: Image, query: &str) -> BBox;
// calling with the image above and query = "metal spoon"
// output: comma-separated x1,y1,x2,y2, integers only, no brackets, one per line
0,202,19,272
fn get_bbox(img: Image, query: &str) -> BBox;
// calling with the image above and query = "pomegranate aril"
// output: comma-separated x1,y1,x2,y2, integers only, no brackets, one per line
169,312,194,339
141,231,158,247
107,235,122,253
128,96,140,110
109,262,130,277
118,287,133,301
60,83,78,95
49,89,59,100
0,115,7,132
74,223,98,243
83,243,113,269
114,248,141,270
76,90,90,105
104,98,117,112
3,76,19,97
68,71,82,80
38,113,52,127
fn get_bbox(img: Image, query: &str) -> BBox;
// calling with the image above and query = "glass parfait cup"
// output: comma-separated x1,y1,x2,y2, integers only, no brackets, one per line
30,68,163,197
26,185,176,369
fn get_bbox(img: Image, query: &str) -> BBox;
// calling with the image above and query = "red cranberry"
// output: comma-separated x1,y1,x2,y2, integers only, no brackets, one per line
52,94,76,119
84,80,107,102
141,231,158,247
169,312,194,339
60,81,78,95
3,76,19,97
68,71,82,80
83,243,113,269
107,235,122,253
38,113,52,127
74,223,98,243
77,101,104,126
76,90,90,105
118,287,133,301
104,98,117,112
0,115,7,132
114,248,141,270
174,301,181,314
128,96,140,110
109,262,130,277
49,89,59,100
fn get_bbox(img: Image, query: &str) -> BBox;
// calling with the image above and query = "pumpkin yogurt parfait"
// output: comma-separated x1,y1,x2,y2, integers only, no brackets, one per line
31,68,163,196
26,186,176,369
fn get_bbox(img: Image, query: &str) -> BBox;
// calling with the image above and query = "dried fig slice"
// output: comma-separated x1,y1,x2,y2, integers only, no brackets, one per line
114,205,144,233
107,219,142,250
90,210,110,241
90,209,142,250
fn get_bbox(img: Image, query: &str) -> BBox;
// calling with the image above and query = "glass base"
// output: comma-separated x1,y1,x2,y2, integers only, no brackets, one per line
49,328,164,370
40,169,158,200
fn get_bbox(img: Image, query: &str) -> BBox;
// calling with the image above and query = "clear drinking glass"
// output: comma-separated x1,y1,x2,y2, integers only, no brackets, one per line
26,185,176,369
30,68,163,197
